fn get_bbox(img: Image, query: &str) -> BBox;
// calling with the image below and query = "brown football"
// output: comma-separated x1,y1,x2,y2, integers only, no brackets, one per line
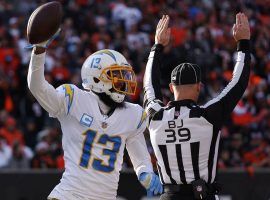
27,1,63,44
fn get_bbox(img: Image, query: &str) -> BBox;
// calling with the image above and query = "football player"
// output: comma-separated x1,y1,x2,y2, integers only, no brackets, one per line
27,35,163,199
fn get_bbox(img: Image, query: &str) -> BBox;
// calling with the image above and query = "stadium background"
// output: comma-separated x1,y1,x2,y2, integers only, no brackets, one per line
0,0,270,199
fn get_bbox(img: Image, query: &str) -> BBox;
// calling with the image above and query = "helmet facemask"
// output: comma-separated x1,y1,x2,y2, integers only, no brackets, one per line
100,65,137,96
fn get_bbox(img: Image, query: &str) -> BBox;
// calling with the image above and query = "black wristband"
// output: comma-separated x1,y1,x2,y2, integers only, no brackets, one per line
151,44,164,52
237,40,250,52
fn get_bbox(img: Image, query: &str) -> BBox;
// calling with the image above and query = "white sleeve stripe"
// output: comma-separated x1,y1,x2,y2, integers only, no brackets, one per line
144,51,156,102
148,51,155,58
202,52,245,108
211,132,220,183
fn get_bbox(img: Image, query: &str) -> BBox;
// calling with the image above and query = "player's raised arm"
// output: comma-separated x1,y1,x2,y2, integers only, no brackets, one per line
202,13,251,127
26,3,68,118
27,45,67,117
26,14,70,119
143,15,171,118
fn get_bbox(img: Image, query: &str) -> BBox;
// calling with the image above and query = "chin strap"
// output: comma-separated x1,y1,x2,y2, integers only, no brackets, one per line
110,92,125,103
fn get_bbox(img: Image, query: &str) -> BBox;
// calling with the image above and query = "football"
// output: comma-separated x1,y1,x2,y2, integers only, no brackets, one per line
27,1,63,44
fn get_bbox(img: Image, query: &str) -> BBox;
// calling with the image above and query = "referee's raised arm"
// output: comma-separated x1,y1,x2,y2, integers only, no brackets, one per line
143,15,171,118
202,13,251,128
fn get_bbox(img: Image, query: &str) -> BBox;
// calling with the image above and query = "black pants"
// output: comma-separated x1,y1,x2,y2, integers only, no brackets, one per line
160,192,218,200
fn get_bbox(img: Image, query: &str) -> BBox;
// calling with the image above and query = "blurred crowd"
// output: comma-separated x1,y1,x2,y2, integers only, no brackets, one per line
0,0,270,172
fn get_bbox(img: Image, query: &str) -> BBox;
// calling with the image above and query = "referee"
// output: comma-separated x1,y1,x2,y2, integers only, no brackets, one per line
143,14,250,200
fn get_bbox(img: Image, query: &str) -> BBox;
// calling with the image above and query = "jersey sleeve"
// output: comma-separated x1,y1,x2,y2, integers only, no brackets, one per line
143,44,165,122
126,133,153,177
126,106,153,177
202,40,251,128
27,50,75,118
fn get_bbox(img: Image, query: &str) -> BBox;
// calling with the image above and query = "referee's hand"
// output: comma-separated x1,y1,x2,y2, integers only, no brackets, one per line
233,12,250,41
155,15,171,46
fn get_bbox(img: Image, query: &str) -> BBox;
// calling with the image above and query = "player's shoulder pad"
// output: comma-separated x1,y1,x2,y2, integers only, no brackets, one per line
125,103,147,129
56,84,78,115
124,102,142,111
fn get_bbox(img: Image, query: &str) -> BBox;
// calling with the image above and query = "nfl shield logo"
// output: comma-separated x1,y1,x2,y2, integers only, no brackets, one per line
175,111,180,117
196,185,202,192
101,122,108,129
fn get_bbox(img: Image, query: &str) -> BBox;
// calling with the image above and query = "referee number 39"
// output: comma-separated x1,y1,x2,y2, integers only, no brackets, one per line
165,120,191,143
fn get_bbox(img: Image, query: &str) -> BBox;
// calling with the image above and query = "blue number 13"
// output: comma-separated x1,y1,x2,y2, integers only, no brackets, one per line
79,129,121,173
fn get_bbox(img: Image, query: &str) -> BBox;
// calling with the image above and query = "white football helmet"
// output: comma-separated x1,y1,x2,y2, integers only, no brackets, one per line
81,49,137,103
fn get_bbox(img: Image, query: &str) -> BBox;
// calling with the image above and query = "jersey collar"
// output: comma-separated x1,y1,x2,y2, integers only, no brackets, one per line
167,99,197,108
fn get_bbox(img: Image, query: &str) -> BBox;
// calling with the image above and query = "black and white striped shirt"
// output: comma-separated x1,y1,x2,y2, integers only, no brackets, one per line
143,41,250,185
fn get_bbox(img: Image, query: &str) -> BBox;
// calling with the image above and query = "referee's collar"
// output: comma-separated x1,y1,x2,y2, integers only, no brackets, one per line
167,99,197,108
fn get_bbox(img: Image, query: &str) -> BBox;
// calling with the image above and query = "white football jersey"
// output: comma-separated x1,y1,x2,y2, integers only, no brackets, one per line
47,84,148,200
28,52,152,200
